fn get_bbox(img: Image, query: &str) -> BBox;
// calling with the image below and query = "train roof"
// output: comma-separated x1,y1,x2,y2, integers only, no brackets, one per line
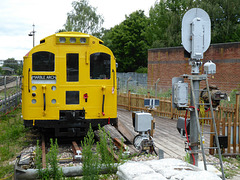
41,32,103,44
24,32,104,58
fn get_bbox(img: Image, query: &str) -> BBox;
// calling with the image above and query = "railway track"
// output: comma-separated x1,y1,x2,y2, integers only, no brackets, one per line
14,122,139,179
0,76,16,87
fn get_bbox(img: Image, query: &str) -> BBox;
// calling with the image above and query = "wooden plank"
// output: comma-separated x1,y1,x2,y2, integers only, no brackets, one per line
228,105,231,153
117,119,135,144
103,124,126,142
236,93,240,153
233,103,237,153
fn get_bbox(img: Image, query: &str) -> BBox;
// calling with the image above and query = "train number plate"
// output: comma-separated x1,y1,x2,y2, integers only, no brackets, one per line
32,75,56,84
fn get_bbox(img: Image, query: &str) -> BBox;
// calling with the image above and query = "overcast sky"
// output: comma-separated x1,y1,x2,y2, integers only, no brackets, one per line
0,0,158,60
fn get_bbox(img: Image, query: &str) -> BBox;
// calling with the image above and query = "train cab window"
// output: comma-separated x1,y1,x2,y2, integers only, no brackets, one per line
66,91,79,104
32,51,55,71
67,54,79,82
90,53,110,79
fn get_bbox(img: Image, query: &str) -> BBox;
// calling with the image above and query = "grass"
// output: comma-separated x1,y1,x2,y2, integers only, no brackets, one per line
120,84,172,98
0,105,29,179
0,87,19,98
221,155,240,179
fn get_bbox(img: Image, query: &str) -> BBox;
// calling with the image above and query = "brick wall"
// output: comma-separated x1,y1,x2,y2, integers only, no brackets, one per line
148,42,240,93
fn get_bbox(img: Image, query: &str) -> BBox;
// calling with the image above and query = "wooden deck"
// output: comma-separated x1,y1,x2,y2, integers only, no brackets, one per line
117,108,211,159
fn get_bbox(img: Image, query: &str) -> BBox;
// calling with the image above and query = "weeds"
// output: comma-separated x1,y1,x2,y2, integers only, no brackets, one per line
81,124,128,179
184,152,190,164
0,106,28,179
97,125,116,175
35,138,63,180
81,124,100,180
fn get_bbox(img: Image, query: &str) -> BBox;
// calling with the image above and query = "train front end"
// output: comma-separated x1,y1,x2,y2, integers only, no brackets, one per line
22,32,117,136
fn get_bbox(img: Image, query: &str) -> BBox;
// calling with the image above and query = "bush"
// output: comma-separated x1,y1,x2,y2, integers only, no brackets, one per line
135,67,148,73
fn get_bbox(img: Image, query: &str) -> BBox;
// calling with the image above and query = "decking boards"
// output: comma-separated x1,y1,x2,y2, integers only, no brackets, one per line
117,108,211,159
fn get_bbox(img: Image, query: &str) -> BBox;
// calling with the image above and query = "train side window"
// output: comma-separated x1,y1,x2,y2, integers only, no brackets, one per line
32,51,55,71
66,91,79,104
90,53,110,79
67,53,79,82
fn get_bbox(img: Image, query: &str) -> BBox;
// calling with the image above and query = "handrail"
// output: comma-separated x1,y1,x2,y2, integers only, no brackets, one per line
102,86,106,116
28,68,30,93
112,69,115,92
42,85,46,115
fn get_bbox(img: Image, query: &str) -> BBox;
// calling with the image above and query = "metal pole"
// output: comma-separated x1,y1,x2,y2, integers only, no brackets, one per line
190,78,200,166
126,76,131,93
29,24,36,47
4,76,7,113
15,77,18,105
155,78,160,97
33,24,35,47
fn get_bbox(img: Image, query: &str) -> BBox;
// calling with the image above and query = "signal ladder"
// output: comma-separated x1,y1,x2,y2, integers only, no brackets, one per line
189,75,225,180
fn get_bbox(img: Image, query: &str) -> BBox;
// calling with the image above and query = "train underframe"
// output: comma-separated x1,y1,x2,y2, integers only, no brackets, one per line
24,110,118,137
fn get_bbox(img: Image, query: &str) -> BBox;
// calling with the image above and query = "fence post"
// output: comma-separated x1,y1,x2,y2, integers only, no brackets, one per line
127,76,132,93
227,104,231,153
236,92,240,153
15,77,18,106
170,94,174,119
128,90,131,111
4,76,7,113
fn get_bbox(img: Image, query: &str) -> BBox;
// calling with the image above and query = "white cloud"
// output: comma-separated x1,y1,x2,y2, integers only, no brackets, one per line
0,0,158,60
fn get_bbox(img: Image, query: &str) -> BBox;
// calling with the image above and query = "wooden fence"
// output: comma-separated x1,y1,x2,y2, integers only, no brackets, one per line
118,91,240,155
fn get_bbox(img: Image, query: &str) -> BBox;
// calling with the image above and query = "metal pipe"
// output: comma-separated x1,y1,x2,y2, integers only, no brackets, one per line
15,163,119,179
190,79,200,166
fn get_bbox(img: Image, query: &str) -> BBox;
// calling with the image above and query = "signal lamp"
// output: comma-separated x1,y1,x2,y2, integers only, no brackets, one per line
59,37,66,43
80,38,86,43
70,37,76,43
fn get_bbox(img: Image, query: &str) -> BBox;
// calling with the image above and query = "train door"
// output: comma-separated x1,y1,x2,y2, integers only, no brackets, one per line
25,51,59,120
65,53,80,105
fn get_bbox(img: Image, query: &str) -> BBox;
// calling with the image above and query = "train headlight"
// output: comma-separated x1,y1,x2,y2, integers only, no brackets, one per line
59,37,66,43
51,99,56,104
32,99,37,104
70,37,76,43
32,86,37,91
80,38,86,43
51,86,56,91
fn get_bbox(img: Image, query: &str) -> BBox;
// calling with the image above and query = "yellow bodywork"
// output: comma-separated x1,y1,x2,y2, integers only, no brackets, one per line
22,32,117,122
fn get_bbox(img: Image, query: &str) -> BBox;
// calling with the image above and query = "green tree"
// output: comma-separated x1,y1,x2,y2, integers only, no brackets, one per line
2,58,22,75
103,10,149,72
198,0,240,43
63,0,104,37
147,0,240,48
146,0,195,48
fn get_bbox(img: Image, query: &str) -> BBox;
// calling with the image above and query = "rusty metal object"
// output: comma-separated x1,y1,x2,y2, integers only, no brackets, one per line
41,135,46,169
113,138,128,152
72,141,82,161
200,85,227,108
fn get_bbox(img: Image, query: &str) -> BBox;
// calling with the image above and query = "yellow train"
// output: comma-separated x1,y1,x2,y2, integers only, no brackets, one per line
22,32,117,136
